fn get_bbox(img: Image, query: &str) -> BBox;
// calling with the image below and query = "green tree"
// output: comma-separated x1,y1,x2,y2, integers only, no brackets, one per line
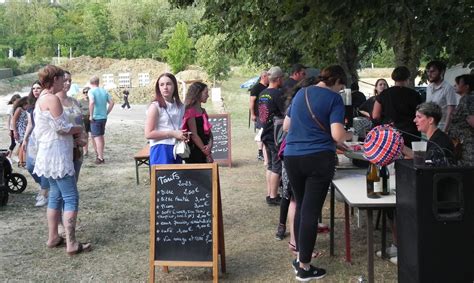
163,21,193,73
195,34,230,84
379,0,474,84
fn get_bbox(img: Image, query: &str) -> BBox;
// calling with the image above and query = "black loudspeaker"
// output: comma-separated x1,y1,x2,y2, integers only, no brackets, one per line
395,160,474,283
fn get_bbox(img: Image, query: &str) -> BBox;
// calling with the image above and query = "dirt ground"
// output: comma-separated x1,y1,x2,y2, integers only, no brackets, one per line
0,70,397,282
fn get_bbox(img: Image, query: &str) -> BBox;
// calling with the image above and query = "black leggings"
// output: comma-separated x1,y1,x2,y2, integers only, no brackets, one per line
279,197,291,225
285,151,335,263
9,130,16,151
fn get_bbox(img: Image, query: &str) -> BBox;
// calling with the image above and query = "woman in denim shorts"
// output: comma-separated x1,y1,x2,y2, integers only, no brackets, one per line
34,65,91,255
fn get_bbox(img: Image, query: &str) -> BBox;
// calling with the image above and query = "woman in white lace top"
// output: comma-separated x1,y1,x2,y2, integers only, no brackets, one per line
56,70,87,182
34,65,91,255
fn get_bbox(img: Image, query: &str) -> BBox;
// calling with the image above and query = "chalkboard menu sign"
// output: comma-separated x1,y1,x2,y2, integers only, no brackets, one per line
208,114,232,167
149,163,226,282
154,168,212,261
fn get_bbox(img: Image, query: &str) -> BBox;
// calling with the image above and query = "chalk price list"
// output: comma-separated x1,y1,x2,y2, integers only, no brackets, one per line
155,172,212,246
209,117,228,155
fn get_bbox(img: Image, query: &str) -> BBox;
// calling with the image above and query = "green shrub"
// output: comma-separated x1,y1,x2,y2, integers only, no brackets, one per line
0,58,20,75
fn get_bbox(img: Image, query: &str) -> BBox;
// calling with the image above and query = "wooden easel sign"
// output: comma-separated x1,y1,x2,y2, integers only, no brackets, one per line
149,163,226,283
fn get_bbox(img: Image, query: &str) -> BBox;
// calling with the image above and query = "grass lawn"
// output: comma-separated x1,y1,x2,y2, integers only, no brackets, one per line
0,72,397,282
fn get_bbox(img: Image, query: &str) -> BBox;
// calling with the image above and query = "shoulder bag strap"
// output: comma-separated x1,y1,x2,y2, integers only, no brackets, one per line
304,87,328,133
163,106,177,130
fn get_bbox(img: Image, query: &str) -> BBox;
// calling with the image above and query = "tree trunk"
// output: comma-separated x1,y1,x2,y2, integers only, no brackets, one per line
337,37,359,87
391,20,422,87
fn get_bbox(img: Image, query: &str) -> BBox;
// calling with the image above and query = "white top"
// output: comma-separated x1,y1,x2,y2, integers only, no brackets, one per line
332,171,396,208
33,97,75,179
426,80,459,129
149,101,185,147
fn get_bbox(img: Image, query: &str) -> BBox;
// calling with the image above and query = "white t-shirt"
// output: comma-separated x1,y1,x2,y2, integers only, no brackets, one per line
426,80,459,129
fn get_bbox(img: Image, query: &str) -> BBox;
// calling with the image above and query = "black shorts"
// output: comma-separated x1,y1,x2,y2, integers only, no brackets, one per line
263,141,282,174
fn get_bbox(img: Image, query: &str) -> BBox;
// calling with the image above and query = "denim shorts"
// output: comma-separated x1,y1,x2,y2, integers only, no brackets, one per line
47,174,79,211
90,119,107,137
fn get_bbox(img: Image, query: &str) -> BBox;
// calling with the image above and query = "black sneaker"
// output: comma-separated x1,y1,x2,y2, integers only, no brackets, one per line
292,259,299,274
296,265,327,281
275,224,286,240
257,152,264,161
268,196,281,206
266,196,271,204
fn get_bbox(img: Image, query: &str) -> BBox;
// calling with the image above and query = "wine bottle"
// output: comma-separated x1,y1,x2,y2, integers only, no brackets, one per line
366,163,380,199
374,165,382,195
380,165,390,195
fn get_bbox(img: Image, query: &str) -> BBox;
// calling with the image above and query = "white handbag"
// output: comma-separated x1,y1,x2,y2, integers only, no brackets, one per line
173,140,190,159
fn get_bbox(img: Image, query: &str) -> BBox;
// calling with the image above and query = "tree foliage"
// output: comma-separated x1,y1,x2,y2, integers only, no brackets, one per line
0,0,203,63
195,34,230,84
163,22,193,73
171,0,473,83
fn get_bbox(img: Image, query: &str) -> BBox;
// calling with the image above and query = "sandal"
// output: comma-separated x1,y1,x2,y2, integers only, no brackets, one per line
288,242,323,258
67,242,92,256
47,237,65,248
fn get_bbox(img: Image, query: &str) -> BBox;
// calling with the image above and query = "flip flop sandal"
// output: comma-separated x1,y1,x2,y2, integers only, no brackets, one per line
47,237,65,248
67,243,92,256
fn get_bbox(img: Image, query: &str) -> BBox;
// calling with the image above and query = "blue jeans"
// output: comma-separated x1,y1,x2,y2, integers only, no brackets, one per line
26,156,50,189
47,175,79,211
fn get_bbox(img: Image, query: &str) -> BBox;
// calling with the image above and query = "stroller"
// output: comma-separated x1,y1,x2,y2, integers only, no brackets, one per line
0,149,28,206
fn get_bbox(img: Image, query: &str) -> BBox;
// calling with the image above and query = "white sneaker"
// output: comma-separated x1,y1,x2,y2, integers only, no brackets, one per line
376,244,397,258
389,256,398,265
35,196,48,207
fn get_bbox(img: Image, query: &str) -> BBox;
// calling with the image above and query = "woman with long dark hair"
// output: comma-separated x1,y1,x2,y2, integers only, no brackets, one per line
11,96,29,167
283,65,351,280
182,82,213,163
359,78,388,119
145,73,187,165
23,80,50,206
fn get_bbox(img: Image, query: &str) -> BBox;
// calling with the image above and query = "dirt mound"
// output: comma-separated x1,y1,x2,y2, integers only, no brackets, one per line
58,56,211,104
60,56,118,73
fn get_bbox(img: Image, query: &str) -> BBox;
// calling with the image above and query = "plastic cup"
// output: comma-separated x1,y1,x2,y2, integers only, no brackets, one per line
412,141,427,166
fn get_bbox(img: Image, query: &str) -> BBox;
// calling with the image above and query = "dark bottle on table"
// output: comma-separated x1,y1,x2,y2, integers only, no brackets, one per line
380,165,390,195
366,163,380,199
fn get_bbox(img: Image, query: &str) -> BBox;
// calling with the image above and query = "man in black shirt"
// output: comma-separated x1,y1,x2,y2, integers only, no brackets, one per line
258,66,285,205
250,70,269,127
282,63,306,94
249,70,269,160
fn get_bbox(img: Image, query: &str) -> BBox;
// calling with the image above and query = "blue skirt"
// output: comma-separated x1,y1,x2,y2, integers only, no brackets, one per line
150,144,182,165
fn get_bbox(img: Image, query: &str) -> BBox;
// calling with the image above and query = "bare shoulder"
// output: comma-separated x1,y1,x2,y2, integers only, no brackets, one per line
147,102,159,116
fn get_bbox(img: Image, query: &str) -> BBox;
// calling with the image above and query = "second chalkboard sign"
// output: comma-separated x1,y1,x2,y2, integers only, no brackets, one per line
208,114,232,167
